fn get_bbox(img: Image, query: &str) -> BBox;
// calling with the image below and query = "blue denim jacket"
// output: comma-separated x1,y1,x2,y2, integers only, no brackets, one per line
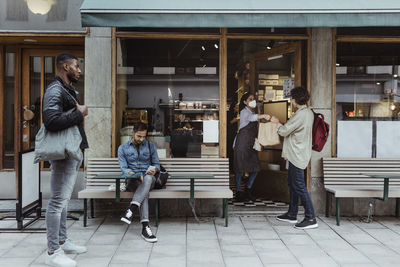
118,139,160,175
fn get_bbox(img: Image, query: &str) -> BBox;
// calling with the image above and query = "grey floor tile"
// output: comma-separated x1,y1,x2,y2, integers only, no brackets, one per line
187,229,218,240
246,229,279,239
2,244,46,258
298,257,339,267
218,232,251,245
224,256,263,267
110,249,150,264
87,232,124,245
148,256,186,267
75,257,111,267
187,250,224,265
280,234,317,246
251,239,287,252
327,249,374,265
287,244,328,259
75,244,118,258
220,244,257,257
0,257,34,267
151,244,186,258
258,250,299,264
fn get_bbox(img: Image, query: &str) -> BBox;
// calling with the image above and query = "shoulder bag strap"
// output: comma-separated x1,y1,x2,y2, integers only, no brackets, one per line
147,140,153,165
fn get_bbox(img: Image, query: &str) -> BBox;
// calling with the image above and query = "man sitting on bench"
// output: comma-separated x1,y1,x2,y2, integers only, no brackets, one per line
118,122,159,243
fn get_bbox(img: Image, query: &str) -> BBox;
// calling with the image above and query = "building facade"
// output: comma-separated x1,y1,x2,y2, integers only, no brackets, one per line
1,0,400,217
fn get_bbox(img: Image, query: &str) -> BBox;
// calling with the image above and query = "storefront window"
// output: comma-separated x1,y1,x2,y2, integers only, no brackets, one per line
0,0,85,32
336,42,400,158
117,38,220,158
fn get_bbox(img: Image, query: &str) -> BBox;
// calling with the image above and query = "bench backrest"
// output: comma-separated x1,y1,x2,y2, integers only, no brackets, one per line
85,158,229,188
323,158,400,187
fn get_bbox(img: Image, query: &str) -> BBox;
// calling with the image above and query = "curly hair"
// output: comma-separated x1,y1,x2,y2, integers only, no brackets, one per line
290,87,309,105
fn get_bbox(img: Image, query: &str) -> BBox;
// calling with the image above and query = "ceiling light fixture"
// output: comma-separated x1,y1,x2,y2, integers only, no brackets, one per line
266,40,275,50
201,46,206,51
214,44,218,49
336,63,340,66
27,0,55,15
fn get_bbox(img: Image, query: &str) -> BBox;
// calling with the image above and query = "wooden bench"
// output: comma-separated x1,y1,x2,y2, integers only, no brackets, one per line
78,158,232,227
323,158,400,225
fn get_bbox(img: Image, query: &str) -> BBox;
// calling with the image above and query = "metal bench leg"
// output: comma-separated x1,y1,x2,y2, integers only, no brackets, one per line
222,199,225,218
396,198,400,218
90,199,95,218
326,191,331,217
83,199,87,227
336,198,341,226
224,199,228,227
155,199,159,227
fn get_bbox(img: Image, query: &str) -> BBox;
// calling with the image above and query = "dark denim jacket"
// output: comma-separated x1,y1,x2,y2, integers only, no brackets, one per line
118,139,160,175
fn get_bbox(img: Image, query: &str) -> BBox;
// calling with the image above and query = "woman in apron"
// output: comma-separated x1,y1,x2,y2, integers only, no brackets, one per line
233,93,271,202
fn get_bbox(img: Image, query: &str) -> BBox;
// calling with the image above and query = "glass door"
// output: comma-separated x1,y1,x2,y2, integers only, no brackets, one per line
21,49,84,160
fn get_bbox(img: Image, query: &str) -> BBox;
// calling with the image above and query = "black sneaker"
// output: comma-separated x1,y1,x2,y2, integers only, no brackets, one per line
121,209,133,225
294,218,318,229
141,225,157,243
235,191,246,202
276,213,297,223
244,189,256,202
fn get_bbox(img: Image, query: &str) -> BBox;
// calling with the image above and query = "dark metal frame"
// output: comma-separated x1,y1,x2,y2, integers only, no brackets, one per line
0,149,44,231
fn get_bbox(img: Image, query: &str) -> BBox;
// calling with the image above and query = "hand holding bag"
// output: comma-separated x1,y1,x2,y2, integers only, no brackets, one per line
34,109,82,163
258,122,280,147
34,88,82,163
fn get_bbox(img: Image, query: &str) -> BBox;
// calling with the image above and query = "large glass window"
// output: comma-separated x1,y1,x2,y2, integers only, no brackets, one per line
117,38,220,158
336,42,400,158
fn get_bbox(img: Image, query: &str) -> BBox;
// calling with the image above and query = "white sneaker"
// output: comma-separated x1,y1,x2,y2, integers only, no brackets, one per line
45,248,77,267
60,239,87,254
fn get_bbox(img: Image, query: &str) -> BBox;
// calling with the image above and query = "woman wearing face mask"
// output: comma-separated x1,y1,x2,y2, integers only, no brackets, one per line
233,93,271,202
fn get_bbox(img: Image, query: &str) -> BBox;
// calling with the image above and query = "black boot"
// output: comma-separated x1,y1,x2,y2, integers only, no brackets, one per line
235,191,246,202
245,188,256,202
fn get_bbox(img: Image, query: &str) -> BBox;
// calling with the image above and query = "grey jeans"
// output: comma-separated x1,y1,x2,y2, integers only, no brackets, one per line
129,174,155,223
46,154,82,253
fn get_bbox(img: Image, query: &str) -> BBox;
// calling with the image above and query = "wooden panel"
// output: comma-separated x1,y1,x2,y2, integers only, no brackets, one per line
14,47,22,194
323,158,400,187
219,28,227,158
112,28,117,157
115,32,220,39
85,157,230,188
332,28,337,157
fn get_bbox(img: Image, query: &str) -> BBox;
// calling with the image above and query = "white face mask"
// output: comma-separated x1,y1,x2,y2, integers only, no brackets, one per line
248,100,257,108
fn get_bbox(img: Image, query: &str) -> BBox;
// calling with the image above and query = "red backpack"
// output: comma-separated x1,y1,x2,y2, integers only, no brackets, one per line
311,109,329,152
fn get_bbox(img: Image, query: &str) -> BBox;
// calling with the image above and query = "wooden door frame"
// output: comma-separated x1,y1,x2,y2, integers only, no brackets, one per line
15,47,84,194
21,48,84,152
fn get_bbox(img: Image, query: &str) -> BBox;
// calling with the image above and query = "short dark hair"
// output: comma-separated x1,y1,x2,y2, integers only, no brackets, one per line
290,87,309,105
132,122,148,132
56,53,78,70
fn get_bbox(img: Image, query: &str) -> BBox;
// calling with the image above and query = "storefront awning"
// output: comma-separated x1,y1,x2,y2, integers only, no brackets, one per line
80,0,400,28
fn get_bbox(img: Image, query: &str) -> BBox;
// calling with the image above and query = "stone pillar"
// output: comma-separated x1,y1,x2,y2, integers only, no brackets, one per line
84,27,113,159
309,28,334,215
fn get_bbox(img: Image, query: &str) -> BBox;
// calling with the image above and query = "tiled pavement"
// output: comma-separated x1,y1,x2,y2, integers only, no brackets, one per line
1,215,400,267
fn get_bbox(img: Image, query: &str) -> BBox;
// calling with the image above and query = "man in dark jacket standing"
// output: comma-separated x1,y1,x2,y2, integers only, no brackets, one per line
43,53,88,267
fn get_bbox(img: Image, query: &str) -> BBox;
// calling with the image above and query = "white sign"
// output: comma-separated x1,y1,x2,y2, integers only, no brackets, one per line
337,121,372,158
283,78,294,97
203,120,219,143
376,121,400,158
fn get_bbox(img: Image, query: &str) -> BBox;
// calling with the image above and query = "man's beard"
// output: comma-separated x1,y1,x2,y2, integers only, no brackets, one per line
67,72,78,83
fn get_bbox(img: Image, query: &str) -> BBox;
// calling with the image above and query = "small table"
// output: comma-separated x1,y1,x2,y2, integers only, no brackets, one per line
94,172,141,202
169,173,214,221
360,173,400,201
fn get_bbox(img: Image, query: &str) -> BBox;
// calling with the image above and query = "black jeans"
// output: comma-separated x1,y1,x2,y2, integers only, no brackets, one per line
287,161,316,219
